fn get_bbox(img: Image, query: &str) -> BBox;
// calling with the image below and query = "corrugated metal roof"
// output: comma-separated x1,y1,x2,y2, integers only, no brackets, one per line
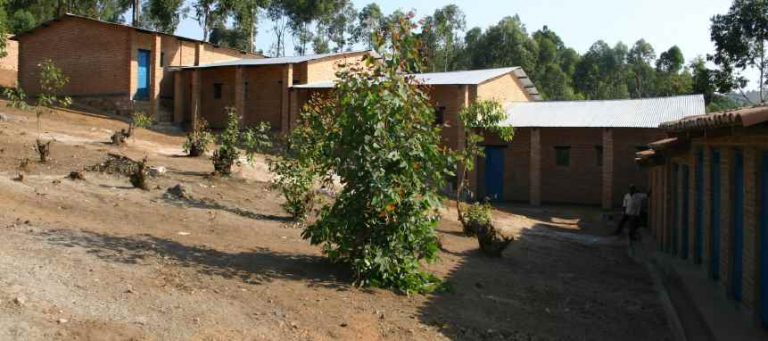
660,105,768,131
181,50,370,69
503,95,705,128
292,67,542,100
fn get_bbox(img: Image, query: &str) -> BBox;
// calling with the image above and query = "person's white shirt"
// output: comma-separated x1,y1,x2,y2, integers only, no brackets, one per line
623,192,646,216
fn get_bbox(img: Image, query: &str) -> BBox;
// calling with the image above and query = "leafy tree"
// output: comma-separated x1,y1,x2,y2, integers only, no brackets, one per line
657,46,684,74
431,5,466,72
211,107,272,175
454,100,513,225
626,39,657,98
354,3,382,49
710,0,768,103
266,0,290,56
36,59,72,133
277,13,451,293
144,0,186,34
573,41,630,99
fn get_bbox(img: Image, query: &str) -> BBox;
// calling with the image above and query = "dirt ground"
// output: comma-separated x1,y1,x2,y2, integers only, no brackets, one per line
0,103,672,340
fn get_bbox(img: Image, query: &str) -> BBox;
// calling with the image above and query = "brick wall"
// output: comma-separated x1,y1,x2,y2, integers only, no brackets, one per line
647,132,768,325
0,37,18,87
611,128,665,204
198,67,236,128
476,73,532,102
18,18,131,98
243,66,283,128
540,127,604,205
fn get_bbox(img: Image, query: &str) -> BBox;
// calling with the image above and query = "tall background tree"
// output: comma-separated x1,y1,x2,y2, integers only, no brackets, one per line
710,0,768,104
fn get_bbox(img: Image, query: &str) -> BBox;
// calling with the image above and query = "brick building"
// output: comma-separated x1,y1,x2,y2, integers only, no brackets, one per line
172,50,371,131
13,14,257,120
0,36,19,88
480,95,705,208
639,106,768,331
293,67,541,148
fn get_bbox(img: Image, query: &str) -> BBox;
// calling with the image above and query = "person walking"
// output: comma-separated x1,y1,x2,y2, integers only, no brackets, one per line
614,185,645,240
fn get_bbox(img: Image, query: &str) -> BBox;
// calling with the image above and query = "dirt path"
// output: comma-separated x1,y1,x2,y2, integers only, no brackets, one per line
0,104,671,340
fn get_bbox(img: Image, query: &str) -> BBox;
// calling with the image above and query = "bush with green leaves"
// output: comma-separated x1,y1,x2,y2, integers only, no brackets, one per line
183,118,214,157
36,59,72,132
461,202,492,236
269,157,317,221
3,83,31,111
131,111,154,129
274,14,453,294
455,100,514,227
212,107,272,175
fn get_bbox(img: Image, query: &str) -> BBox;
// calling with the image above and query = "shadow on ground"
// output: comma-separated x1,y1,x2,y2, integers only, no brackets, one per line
421,222,672,340
162,194,293,223
35,229,349,289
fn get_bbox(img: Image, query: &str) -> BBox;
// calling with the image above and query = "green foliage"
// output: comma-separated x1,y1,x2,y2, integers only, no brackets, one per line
269,157,316,221
212,107,272,175
131,111,154,129
275,14,451,294
462,202,492,236
710,0,768,102
3,83,31,111
212,108,242,175
183,117,214,157
36,59,71,133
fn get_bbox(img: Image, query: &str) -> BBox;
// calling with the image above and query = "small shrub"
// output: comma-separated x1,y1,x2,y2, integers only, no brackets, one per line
211,107,272,175
270,157,316,221
461,202,492,236
3,84,31,111
36,59,72,133
111,122,133,146
129,157,149,190
183,118,213,157
131,111,154,129
35,139,52,163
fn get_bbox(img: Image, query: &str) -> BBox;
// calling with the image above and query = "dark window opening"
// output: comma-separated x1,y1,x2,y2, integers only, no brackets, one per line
213,83,223,99
293,79,301,85
160,52,165,67
595,146,604,166
435,106,446,125
555,146,571,167
244,82,249,99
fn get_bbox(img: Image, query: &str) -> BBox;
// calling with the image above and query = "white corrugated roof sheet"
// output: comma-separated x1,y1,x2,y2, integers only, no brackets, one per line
181,50,370,69
293,67,541,100
503,95,706,128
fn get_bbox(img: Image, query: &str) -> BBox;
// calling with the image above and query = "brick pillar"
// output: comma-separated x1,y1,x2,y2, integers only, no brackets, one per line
194,43,202,66
702,147,713,273
235,67,245,122
530,128,542,206
743,148,758,308
602,128,614,209
129,31,137,101
689,156,697,262
280,64,294,134
289,89,299,131
190,70,201,126
150,35,162,120
173,71,183,124
720,149,732,287
664,163,674,253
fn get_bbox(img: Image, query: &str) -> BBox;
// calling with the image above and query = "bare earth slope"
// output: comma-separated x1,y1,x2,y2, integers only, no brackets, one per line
0,104,671,340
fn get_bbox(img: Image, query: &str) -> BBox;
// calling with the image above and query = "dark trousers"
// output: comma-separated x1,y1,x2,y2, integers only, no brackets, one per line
614,214,640,237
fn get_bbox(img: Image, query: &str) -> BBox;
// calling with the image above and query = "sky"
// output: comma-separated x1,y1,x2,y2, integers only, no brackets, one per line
171,0,753,86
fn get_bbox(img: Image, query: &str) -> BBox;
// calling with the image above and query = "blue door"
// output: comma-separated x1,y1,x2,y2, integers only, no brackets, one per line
759,152,768,328
711,149,721,280
484,147,504,202
695,150,704,264
732,150,744,301
682,165,690,260
135,49,151,100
